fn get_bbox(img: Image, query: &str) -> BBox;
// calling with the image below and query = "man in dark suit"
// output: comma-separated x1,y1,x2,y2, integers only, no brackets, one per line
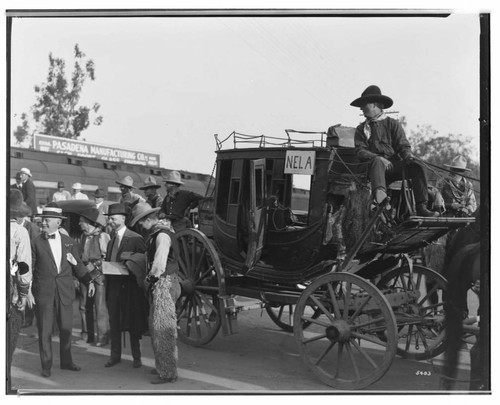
31,204,97,378
104,203,148,369
17,168,37,217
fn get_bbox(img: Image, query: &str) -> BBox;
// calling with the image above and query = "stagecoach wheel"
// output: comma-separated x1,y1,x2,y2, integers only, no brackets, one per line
377,264,448,360
265,303,320,333
294,272,397,390
175,229,225,346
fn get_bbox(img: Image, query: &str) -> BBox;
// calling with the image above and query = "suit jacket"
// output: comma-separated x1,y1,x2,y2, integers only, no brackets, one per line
105,227,147,334
31,232,91,306
106,228,145,262
23,219,41,240
96,201,109,216
21,179,37,216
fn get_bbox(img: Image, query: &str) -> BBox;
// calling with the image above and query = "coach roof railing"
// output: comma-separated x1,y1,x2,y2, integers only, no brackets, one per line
214,130,328,151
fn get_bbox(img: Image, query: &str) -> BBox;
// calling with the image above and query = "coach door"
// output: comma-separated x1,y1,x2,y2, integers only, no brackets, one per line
243,159,267,271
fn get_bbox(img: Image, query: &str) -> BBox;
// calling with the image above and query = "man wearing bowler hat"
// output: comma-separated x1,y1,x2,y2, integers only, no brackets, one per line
104,203,148,369
351,85,438,217
140,176,164,209
440,155,477,217
31,204,99,377
160,170,203,232
52,181,71,202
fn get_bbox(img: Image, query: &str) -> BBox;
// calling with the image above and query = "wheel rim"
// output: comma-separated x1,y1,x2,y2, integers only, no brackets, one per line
377,264,447,360
266,303,320,332
175,229,224,346
294,272,397,390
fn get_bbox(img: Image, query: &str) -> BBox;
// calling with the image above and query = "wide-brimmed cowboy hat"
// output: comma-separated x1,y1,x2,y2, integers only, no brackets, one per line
72,182,83,190
163,170,184,185
94,188,107,198
10,189,30,218
129,203,161,227
350,85,393,109
39,205,67,219
116,175,135,189
444,155,471,172
105,203,128,216
139,175,161,190
20,167,32,177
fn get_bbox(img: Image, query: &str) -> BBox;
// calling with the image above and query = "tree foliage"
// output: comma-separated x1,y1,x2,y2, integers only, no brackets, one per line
13,44,103,143
400,117,480,192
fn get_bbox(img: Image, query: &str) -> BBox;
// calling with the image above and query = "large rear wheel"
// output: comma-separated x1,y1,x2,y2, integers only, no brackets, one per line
175,229,224,346
294,272,397,390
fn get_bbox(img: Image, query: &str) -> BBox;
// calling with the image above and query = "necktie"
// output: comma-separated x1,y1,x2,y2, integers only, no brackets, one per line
110,236,119,262
369,121,381,150
45,233,56,239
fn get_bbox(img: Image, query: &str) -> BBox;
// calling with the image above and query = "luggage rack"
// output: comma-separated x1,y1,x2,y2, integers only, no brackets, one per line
214,129,328,150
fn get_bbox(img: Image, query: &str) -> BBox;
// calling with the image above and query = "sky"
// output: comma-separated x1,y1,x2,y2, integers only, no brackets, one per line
9,10,483,180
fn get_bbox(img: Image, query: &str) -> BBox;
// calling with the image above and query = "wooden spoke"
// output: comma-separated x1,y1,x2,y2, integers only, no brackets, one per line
175,229,224,346
377,264,448,360
294,272,396,390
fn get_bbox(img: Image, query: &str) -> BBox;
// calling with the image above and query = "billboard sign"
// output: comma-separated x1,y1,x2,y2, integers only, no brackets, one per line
34,134,160,167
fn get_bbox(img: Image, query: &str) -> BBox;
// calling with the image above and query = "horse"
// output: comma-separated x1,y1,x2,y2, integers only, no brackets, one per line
440,209,482,390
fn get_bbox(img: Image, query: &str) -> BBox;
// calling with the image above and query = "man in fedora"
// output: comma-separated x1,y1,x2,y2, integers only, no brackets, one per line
52,181,71,202
160,170,203,232
71,183,89,200
78,208,111,346
140,176,164,208
351,85,438,217
11,172,23,190
116,175,145,213
15,168,37,216
104,203,148,369
8,189,32,369
441,155,477,217
93,188,109,216
130,203,180,384
31,203,98,377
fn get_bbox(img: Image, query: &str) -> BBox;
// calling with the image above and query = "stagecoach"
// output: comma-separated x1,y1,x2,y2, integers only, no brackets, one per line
173,128,475,390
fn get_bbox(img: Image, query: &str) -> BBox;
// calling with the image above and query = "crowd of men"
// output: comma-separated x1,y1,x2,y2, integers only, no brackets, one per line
9,170,203,384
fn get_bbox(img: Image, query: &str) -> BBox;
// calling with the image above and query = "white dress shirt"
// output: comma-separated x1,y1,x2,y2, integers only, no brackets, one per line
47,231,62,273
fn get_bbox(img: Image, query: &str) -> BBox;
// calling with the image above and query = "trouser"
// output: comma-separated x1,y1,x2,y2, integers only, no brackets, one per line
107,295,141,361
22,305,35,328
369,157,429,204
94,282,110,342
78,283,95,342
170,217,192,233
35,295,74,370
149,275,181,379
7,307,24,368
108,327,141,362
